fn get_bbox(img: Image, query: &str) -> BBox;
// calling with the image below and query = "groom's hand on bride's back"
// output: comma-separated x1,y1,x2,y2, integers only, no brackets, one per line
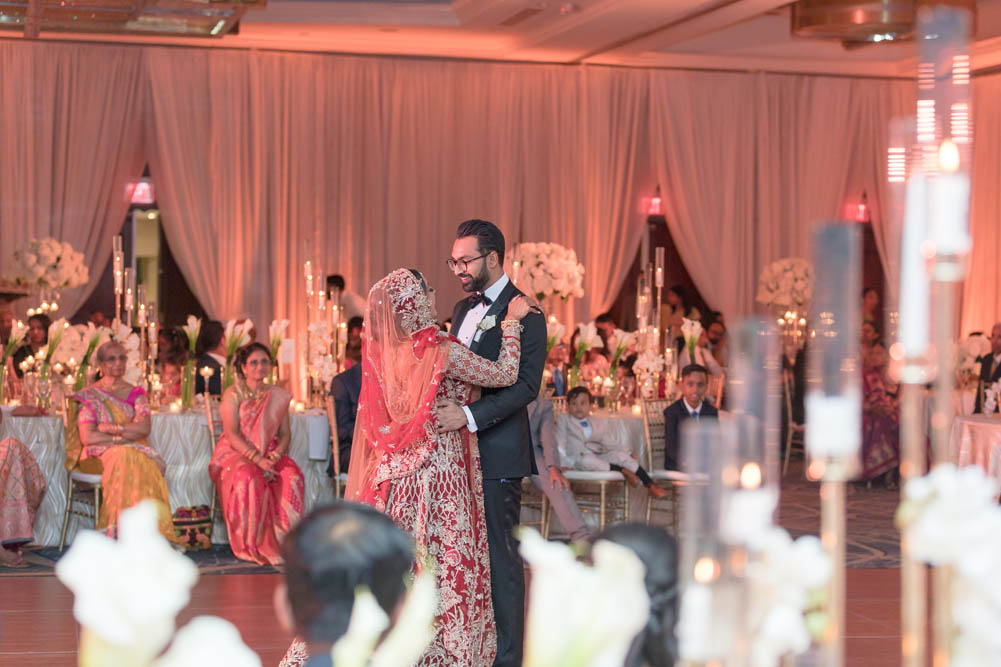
435,399,467,433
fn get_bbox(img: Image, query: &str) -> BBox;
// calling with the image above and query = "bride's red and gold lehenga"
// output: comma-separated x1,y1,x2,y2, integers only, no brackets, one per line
280,269,521,667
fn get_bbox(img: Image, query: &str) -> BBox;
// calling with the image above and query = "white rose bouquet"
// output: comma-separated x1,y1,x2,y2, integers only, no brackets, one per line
509,242,585,302
756,258,813,309
7,237,89,289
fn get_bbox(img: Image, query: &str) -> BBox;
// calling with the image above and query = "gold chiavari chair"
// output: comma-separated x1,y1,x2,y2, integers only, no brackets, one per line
203,394,224,540
325,396,349,498
59,396,101,550
782,371,806,476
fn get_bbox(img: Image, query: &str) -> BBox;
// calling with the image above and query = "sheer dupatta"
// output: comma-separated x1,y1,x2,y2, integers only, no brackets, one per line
345,269,451,506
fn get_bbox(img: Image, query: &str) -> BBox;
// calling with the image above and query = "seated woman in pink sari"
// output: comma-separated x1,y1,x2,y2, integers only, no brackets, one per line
0,422,46,567
860,323,899,485
72,341,179,544
209,342,304,566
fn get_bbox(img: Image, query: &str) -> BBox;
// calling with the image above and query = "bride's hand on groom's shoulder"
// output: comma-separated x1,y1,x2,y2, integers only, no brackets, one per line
507,296,536,321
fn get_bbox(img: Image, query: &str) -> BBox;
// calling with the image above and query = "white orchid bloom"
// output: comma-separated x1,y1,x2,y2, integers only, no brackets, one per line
520,529,649,667
154,616,260,667
55,501,198,660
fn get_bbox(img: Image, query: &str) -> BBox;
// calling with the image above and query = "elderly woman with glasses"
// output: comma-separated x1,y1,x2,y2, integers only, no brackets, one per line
69,340,179,543
208,342,304,565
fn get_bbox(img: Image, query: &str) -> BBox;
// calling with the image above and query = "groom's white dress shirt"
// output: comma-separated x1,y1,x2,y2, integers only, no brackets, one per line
455,274,510,433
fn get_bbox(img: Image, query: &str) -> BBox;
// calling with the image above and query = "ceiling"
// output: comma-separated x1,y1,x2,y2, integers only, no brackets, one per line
8,0,1001,76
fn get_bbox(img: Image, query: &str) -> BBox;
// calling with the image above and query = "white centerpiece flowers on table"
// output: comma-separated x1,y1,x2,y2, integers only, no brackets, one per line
6,237,89,290
55,501,259,667
956,334,991,392
632,349,665,399
179,316,202,409
508,242,585,303
307,321,337,388
222,319,254,392
680,318,702,362
755,258,814,309
0,319,27,402
569,322,602,390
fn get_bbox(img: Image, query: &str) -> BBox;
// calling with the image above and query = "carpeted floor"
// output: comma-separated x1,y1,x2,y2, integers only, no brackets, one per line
778,459,901,569
2,544,279,578
4,457,902,577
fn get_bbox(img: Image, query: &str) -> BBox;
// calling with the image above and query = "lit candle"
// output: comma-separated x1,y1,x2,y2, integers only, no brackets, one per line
294,401,305,413
631,403,642,415
899,175,930,356
137,285,147,326
655,247,665,288
304,260,314,297
169,400,182,413
147,320,159,361
928,140,971,258
123,268,134,316
113,250,124,295
199,366,215,380
512,260,521,284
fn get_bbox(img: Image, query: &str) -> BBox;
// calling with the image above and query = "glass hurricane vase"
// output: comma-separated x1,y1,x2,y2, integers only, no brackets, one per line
180,360,195,410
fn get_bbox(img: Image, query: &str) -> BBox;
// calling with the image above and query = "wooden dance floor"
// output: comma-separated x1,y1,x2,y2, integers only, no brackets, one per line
0,568,904,666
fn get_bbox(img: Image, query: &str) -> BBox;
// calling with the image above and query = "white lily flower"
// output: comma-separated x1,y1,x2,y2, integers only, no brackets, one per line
369,571,436,667
55,501,198,660
154,616,261,667
520,529,649,667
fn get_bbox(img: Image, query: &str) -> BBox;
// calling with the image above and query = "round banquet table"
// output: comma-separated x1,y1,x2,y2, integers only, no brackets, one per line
948,414,1001,501
0,408,333,547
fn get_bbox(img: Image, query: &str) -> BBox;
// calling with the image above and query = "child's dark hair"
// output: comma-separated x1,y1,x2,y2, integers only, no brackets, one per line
567,386,592,402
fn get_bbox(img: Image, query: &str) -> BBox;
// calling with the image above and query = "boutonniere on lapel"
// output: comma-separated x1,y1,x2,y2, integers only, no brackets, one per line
474,315,497,342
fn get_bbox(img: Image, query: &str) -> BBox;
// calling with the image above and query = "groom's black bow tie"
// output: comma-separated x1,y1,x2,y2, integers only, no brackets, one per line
469,292,493,307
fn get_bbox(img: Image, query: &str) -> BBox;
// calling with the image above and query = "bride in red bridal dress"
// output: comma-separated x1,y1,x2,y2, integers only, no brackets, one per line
280,268,531,667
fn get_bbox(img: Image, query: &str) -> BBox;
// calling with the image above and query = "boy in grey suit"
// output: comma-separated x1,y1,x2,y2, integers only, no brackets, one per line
527,397,590,541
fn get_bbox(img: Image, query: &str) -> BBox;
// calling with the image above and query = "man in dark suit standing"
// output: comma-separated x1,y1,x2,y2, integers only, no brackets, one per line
194,320,225,396
435,219,546,667
327,341,363,476
663,364,718,469
975,323,1001,414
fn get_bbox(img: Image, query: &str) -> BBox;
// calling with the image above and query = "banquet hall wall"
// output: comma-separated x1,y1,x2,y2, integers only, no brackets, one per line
0,40,997,392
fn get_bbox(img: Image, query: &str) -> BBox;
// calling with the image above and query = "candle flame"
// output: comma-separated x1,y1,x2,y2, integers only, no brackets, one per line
938,139,960,173
740,462,762,489
693,557,719,584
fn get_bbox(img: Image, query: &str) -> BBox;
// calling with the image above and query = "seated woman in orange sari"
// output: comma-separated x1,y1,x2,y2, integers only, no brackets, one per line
72,341,179,543
209,342,305,565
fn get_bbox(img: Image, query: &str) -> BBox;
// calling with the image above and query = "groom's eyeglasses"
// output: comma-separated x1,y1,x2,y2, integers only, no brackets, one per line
447,253,489,273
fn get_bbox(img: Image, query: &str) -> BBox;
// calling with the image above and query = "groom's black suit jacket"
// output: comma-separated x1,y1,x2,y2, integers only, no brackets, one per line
451,281,546,480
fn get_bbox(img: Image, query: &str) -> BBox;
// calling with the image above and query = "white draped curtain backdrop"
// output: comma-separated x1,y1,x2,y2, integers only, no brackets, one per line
3,40,1001,392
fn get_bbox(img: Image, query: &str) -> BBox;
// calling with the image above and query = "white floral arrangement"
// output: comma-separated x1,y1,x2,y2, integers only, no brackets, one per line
609,328,636,376
985,381,1000,414
681,318,702,359
519,528,649,667
712,487,831,667
55,501,259,667
509,242,585,302
897,464,1001,667
180,316,201,356
956,334,990,392
7,237,89,289
546,318,566,354
572,322,602,363
755,258,813,309
308,321,337,386
631,349,665,379
268,319,289,361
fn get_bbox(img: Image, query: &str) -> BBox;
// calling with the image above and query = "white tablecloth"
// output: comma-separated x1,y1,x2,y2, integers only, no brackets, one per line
2,410,333,546
949,414,1001,500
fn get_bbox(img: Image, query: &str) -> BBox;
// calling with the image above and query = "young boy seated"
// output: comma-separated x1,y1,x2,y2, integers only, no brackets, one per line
557,387,666,498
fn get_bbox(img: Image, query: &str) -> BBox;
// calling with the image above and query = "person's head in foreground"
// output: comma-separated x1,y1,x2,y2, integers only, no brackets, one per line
593,523,678,667
275,501,416,658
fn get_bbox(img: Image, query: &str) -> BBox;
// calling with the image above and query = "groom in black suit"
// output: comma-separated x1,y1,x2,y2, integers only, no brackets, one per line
435,219,546,667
